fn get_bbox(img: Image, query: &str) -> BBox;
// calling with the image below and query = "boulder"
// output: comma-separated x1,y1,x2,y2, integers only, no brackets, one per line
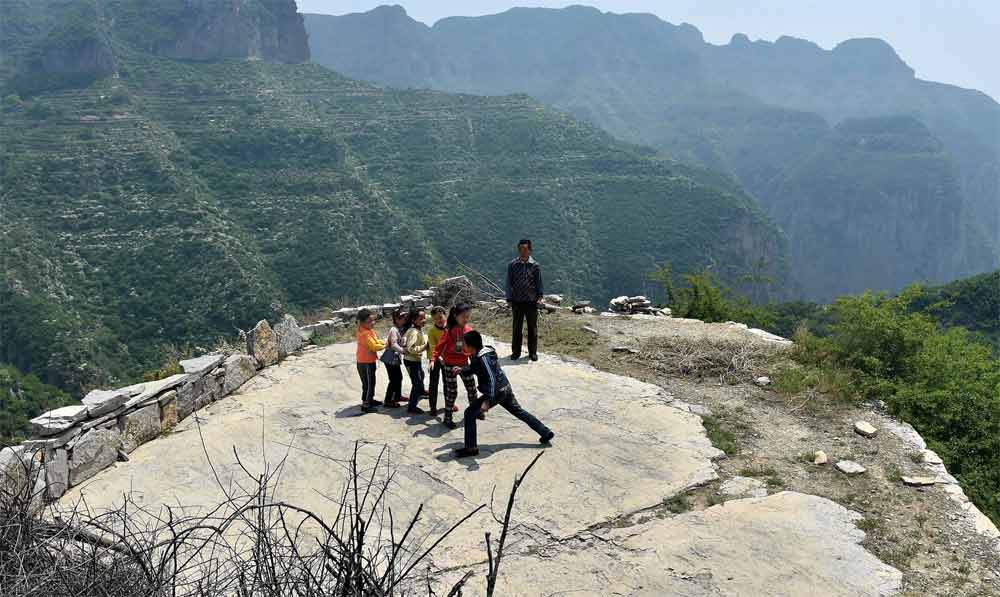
82,388,130,417
119,404,162,453
543,294,564,305
69,428,122,486
813,450,829,465
180,353,225,378
854,421,878,438
223,353,259,395
44,447,69,499
247,320,280,367
31,405,89,436
274,314,305,357
835,460,866,476
159,390,178,431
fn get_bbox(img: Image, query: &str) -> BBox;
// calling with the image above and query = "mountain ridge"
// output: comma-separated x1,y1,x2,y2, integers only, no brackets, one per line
305,5,1000,301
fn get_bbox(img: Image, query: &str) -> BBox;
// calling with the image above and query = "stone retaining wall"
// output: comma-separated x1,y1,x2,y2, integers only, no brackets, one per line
0,278,475,503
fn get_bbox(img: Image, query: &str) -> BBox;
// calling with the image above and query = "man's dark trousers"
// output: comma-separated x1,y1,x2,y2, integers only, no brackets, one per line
464,387,551,448
510,301,538,358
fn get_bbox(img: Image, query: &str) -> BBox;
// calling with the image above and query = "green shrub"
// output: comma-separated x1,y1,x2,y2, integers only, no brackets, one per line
784,286,1000,525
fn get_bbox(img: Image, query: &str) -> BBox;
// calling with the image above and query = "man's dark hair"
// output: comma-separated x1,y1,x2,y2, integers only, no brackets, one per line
518,239,532,250
356,308,372,324
463,330,483,350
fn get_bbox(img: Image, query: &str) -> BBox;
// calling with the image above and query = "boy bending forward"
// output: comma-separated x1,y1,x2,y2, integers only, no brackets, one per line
452,331,554,458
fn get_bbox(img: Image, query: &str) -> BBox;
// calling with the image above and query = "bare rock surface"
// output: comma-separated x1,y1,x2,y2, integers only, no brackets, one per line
61,342,902,595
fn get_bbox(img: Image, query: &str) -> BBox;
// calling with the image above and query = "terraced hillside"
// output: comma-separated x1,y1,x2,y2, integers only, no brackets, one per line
0,2,788,395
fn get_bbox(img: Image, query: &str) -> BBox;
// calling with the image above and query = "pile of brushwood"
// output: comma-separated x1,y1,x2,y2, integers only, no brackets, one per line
0,440,541,596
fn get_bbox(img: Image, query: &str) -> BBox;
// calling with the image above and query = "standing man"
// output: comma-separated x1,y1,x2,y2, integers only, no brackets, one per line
506,239,544,361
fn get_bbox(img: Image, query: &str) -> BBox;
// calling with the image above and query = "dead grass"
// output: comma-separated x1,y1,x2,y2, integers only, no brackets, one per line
636,336,778,385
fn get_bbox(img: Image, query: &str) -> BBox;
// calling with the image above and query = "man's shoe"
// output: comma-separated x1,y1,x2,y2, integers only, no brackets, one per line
407,406,425,414
529,354,539,362
443,419,458,429
509,354,521,361
371,399,383,407
429,408,438,417
540,430,555,444
384,401,402,408
476,412,486,420
361,404,379,414
454,447,480,458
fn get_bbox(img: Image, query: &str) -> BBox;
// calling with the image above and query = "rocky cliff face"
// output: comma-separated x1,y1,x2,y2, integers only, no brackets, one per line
147,0,309,63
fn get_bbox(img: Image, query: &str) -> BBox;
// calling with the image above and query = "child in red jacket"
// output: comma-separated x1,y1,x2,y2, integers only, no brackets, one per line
432,303,478,429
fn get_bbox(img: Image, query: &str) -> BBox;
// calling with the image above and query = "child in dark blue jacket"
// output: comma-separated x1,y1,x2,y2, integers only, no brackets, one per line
451,331,554,458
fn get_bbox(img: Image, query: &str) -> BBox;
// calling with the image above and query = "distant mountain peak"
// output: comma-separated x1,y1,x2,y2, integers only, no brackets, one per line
833,38,914,77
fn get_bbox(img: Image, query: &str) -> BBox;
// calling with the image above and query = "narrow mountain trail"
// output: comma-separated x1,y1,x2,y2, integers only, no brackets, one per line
57,324,943,595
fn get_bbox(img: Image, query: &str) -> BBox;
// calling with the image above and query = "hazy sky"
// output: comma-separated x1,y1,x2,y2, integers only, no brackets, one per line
298,1,1000,102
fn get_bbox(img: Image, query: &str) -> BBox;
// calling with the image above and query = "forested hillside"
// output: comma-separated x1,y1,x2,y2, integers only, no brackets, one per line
0,0,786,396
306,6,1000,301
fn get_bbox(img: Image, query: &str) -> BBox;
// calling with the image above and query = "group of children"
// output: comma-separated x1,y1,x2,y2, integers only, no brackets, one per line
355,303,554,457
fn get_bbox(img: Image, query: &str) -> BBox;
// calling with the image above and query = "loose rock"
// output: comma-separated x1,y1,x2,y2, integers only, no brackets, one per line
835,460,867,476
611,346,640,355
854,421,878,438
902,476,937,487
813,450,829,465
754,376,772,387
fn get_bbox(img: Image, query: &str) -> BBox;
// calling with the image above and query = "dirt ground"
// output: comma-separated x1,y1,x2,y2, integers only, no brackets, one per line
476,308,1000,596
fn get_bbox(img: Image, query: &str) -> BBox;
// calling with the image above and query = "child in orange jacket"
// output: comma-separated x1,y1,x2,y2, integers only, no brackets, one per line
356,308,386,413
